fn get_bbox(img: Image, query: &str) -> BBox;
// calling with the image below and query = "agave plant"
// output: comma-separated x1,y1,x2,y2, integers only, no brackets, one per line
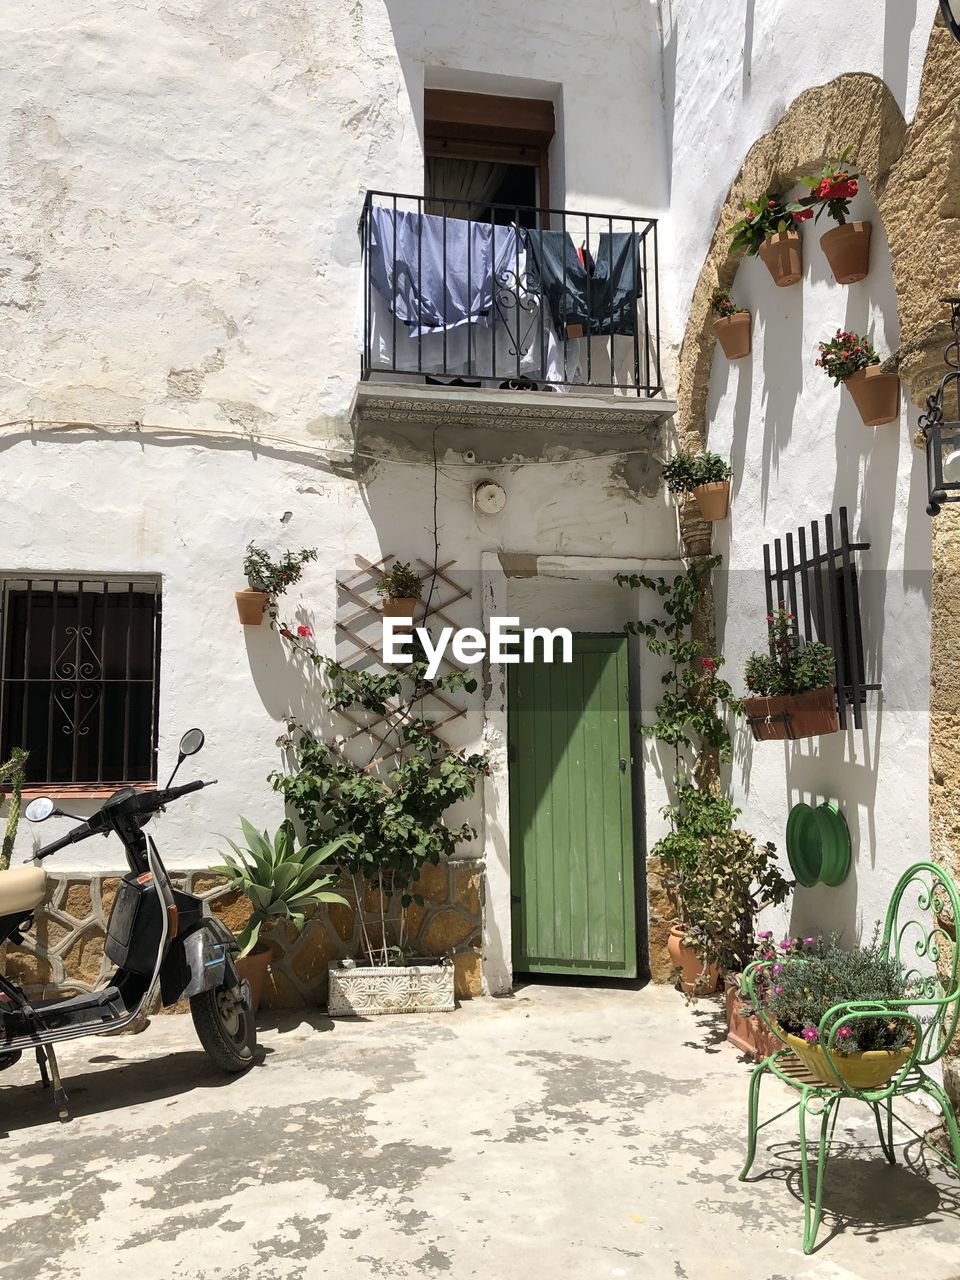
213,818,352,955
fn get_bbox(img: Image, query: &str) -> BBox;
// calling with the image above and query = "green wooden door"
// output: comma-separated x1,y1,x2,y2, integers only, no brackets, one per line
508,634,637,977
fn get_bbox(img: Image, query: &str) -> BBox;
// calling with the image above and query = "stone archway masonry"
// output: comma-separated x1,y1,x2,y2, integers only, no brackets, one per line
664,11,960,1105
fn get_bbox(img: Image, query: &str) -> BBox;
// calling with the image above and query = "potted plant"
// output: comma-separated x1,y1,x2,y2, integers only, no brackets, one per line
710,287,752,359
743,606,838,741
238,543,318,626
817,329,900,426
662,450,733,521
755,932,916,1089
789,148,870,283
270,656,488,1016
729,194,803,287
212,818,350,1012
375,561,424,620
727,933,798,1060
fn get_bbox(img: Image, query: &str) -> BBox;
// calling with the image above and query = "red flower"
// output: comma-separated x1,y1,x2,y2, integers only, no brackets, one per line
817,178,833,198
767,199,776,208
746,211,755,221
792,208,813,222
701,657,717,670
296,625,312,638
280,627,293,639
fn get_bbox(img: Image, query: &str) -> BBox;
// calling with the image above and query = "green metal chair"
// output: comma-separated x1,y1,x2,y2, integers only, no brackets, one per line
739,860,960,1253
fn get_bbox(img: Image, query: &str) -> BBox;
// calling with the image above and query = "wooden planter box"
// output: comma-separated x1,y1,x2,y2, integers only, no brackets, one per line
327,960,455,1016
724,976,781,1061
744,684,838,741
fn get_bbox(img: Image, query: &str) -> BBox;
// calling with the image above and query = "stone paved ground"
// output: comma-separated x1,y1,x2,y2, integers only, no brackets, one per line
2,983,959,1279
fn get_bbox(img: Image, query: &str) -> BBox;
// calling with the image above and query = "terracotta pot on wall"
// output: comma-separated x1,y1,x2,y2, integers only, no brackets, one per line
842,366,900,426
820,220,871,284
667,925,719,995
381,597,419,619
713,312,752,359
758,231,802,287
236,588,269,625
743,684,839,741
235,944,272,1014
693,480,730,521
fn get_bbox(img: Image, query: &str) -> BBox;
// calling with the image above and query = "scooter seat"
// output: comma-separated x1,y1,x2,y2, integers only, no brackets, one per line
0,866,46,916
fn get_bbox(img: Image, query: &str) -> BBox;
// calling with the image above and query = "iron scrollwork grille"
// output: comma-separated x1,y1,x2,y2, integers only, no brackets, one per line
0,576,162,786
761,507,880,732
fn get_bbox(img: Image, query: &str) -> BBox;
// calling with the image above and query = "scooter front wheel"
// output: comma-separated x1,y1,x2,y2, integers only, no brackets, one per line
190,982,255,1073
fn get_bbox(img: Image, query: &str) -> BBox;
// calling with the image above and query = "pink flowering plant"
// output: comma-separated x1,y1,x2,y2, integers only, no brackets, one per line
744,604,835,698
751,930,915,1056
816,329,881,386
709,287,746,319
787,148,861,226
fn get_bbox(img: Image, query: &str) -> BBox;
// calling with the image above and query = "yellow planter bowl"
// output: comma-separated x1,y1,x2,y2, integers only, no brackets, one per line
776,1024,914,1090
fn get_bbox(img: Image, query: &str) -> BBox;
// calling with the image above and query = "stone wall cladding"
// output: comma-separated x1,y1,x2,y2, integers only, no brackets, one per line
4,859,484,1009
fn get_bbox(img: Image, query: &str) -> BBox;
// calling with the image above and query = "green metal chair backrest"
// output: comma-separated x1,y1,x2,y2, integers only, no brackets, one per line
882,860,960,1066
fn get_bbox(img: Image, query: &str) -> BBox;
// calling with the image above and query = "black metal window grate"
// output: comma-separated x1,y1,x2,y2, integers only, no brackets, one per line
0,576,162,787
359,190,663,397
761,507,880,732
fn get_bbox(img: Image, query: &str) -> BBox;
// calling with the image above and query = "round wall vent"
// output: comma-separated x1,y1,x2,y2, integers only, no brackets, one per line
474,481,507,515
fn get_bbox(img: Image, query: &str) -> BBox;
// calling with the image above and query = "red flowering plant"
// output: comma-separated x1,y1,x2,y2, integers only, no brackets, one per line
816,329,880,386
709,287,746,319
744,604,835,698
728,194,794,256
243,543,318,627
787,147,861,226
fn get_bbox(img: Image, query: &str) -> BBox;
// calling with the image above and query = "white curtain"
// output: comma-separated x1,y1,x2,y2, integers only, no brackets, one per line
425,157,509,220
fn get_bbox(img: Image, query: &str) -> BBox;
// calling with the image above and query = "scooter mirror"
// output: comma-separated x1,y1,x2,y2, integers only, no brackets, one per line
178,728,205,757
25,797,55,823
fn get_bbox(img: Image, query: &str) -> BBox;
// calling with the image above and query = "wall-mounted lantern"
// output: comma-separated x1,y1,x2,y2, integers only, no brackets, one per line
942,0,960,42
920,296,960,516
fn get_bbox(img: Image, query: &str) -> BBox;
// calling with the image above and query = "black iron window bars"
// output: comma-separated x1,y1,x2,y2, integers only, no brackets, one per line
359,190,663,397
752,506,880,739
0,576,162,787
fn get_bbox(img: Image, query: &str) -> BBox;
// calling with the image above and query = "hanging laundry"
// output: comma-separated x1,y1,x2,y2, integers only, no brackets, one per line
526,229,642,339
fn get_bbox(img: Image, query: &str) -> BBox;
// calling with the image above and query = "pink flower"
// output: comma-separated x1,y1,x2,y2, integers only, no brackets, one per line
803,936,816,947
757,930,773,940
837,1025,852,1039
296,625,312,638
779,939,794,952
774,985,784,996
802,1027,820,1043
772,963,784,976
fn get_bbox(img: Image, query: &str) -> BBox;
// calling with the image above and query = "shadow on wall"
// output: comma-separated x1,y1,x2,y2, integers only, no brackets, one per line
758,258,804,519
883,0,920,109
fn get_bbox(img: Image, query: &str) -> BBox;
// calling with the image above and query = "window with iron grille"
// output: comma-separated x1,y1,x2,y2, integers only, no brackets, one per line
0,576,162,788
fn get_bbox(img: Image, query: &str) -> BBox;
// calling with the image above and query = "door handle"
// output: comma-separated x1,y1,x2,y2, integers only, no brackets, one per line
619,758,628,774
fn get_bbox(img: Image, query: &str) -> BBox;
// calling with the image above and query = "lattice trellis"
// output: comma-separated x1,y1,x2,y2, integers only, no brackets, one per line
335,555,475,769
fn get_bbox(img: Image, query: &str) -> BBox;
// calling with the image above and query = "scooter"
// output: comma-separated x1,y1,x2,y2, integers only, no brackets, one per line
0,728,254,1120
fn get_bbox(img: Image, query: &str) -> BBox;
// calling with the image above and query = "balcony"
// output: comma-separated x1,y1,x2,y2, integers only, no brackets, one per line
352,191,677,451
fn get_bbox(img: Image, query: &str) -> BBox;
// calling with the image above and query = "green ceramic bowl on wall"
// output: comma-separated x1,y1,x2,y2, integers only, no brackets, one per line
786,800,850,887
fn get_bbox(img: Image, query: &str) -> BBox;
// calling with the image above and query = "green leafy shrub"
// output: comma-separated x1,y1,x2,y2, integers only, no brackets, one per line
762,932,915,1055
376,561,424,600
816,330,881,386
662,450,732,496
744,606,836,696
213,819,350,955
243,543,318,625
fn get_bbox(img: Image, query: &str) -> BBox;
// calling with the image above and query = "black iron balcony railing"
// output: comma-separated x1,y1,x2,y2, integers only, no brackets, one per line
359,191,663,398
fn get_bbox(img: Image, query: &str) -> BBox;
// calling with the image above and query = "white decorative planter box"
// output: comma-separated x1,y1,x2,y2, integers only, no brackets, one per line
326,960,455,1016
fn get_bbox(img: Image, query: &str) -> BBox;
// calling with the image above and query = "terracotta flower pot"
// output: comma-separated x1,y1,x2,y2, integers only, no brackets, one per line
236,588,269,625
724,975,781,1061
758,231,802,287
775,1023,914,1090
692,480,730,521
713,312,752,359
667,925,719,995
820,220,872,284
842,366,900,426
743,684,838,742
381,596,419,619
235,945,272,1014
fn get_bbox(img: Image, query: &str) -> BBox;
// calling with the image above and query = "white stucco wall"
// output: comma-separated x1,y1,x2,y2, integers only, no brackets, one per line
707,177,931,945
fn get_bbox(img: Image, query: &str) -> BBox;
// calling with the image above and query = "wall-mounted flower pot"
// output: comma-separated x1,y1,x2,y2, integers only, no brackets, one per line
713,312,752,359
744,684,838,741
693,480,730,521
820,220,871,284
381,596,419,619
235,587,269,625
667,925,719,995
758,231,802,287
842,366,900,426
